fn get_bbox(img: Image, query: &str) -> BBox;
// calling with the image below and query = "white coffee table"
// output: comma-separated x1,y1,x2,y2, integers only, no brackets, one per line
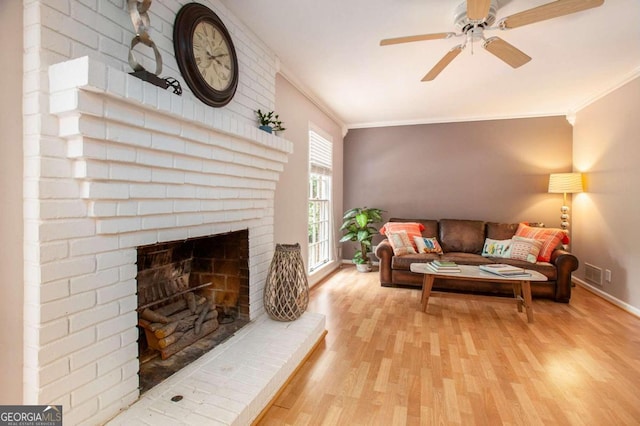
410,263,548,323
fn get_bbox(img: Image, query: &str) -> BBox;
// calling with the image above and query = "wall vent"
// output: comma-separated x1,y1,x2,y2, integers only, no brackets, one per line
584,263,603,286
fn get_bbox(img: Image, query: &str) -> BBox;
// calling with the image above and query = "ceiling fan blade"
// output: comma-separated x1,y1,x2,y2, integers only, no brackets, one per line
422,45,464,81
500,0,604,29
380,32,455,46
483,37,531,68
467,0,493,21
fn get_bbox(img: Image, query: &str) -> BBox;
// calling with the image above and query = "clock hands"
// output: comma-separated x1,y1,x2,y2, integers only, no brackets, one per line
205,51,231,72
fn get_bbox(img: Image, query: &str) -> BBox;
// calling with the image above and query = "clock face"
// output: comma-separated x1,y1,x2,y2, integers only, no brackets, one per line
193,21,234,91
173,3,239,107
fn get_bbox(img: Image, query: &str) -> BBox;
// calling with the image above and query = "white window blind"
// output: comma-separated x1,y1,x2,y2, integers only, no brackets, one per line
309,130,332,176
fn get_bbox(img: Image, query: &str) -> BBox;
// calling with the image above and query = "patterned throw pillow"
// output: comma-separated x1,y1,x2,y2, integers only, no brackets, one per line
380,222,425,249
388,231,417,256
515,223,568,262
414,236,443,254
509,236,543,263
481,238,512,258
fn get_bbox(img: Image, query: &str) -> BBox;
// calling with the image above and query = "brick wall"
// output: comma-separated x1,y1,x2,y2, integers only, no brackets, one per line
22,1,286,423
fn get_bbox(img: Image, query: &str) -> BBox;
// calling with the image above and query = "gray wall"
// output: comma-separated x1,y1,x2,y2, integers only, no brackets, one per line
0,0,24,403
573,77,640,311
343,116,573,259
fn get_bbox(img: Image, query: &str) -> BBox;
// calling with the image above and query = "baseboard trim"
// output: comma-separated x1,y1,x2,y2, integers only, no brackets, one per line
573,277,640,318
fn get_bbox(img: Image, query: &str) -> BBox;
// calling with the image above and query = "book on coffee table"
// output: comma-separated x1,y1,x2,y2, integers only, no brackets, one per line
479,263,531,277
427,260,461,273
433,260,457,267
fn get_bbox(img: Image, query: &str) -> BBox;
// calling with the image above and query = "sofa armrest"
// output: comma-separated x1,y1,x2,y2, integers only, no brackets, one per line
375,239,393,285
550,249,579,302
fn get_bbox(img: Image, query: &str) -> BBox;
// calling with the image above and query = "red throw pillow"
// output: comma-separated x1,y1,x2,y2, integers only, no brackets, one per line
515,223,568,262
379,222,425,249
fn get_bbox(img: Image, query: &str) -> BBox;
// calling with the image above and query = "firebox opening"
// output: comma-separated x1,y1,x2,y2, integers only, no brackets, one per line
136,230,250,393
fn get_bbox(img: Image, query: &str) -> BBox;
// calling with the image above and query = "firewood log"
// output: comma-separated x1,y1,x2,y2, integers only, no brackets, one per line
155,299,187,317
153,321,179,339
167,308,195,322
138,318,152,329
194,303,206,315
175,316,198,332
138,319,163,332
159,319,219,359
194,304,210,335
157,332,184,349
205,309,218,321
141,308,170,324
185,292,197,313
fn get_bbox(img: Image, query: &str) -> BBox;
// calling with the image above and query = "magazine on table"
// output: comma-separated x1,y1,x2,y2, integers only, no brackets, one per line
479,263,531,277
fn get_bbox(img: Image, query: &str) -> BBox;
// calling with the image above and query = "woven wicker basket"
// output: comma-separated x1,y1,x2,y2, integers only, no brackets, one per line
263,243,309,321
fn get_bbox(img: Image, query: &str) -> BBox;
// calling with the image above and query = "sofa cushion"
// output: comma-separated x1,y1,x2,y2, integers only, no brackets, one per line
486,222,519,240
439,252,489,265
439,219,486,254
515,223,568,262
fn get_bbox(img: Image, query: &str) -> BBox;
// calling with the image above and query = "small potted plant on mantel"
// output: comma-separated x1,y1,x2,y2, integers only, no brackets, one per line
339,207,384,272
255,109,286,134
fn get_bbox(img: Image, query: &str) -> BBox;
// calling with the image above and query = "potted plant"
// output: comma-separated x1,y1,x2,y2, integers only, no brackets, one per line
255,109,286,134
339,207,384,272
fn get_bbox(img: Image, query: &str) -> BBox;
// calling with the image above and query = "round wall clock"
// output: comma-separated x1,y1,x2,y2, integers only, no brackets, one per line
173,3,239,107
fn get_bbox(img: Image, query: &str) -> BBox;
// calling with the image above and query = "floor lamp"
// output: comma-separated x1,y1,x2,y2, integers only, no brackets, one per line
548,172,583,231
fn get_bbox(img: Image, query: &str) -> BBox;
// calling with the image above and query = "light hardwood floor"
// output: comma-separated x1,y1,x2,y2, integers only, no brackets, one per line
257,266,640,425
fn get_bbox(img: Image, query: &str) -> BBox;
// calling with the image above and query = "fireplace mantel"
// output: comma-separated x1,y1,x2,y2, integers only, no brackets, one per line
49,57,292,156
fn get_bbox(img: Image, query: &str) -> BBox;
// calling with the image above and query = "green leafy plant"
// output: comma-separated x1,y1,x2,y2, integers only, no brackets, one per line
255,109,286,133
339,207,384,265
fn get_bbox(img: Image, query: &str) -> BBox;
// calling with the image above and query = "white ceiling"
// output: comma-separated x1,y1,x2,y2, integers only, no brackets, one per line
220,0,640,128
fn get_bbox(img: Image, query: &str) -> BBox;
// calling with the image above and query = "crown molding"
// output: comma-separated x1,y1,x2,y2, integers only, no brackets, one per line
347,111,567,130
569,66,640,115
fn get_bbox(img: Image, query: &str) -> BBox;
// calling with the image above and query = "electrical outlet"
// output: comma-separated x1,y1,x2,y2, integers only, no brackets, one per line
605,269,612,282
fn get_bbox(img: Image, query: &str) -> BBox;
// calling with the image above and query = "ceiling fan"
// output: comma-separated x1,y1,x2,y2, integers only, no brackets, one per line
380,0,604,81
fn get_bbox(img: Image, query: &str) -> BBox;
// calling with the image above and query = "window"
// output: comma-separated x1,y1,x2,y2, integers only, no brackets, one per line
308,129,332,273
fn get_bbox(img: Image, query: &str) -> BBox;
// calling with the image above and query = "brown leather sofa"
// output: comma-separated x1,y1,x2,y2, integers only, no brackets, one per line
374,218,579,302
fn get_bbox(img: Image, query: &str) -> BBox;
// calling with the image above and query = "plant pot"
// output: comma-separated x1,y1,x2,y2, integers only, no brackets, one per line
356,263,372,273
259,125,273,134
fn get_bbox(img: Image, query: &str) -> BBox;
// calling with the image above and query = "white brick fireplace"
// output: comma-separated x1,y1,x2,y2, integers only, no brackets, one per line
21,56,324,425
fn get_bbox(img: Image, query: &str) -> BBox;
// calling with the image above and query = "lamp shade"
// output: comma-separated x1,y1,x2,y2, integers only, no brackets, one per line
548,173,583,194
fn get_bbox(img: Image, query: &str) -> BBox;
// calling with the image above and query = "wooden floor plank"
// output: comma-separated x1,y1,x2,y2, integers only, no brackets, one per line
256,266,640,425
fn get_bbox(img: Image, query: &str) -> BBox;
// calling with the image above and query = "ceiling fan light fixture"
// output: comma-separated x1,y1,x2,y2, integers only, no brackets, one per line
467,26,485,41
